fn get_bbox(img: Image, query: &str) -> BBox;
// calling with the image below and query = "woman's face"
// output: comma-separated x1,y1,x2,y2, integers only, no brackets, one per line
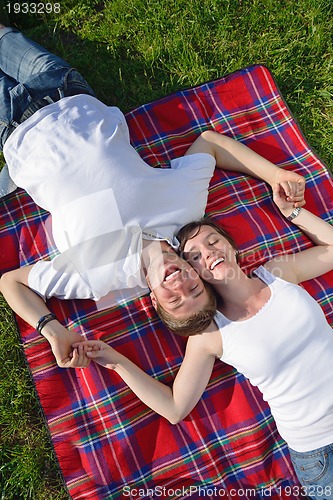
182,226,238,283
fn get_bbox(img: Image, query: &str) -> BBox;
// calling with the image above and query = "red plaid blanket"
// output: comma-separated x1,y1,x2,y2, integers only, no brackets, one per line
1,65,332,500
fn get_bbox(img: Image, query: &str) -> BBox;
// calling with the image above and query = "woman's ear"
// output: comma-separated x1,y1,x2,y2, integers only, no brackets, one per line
150,291,157,309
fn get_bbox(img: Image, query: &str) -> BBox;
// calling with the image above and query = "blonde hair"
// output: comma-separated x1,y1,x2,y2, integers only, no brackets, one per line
156,283,217,337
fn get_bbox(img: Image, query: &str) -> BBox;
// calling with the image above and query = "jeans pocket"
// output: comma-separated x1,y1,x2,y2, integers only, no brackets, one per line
291,450,329,484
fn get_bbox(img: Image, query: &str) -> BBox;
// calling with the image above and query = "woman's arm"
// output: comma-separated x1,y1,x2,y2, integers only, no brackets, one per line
0,266,83,367
265,183,333,283
185,130,305,206
73,326,219,424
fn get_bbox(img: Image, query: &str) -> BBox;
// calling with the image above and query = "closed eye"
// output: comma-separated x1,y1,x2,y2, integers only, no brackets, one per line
169,297,181,305
186,252,200,262
171,289,204,310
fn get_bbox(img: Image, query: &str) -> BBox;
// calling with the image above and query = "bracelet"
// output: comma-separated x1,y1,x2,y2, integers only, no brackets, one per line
286,207,302,221
36,313,57,335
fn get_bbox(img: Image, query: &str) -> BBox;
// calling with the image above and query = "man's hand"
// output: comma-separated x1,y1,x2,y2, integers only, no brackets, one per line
42,323,87,368
185,131,306,209
70,343,91,368
271,170,306,208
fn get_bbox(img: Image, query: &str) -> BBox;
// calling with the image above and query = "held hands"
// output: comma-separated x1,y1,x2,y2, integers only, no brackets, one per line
47,331,114,370
46,326,85,368
272,183,298,218
271,170,306,208
71,340,117,369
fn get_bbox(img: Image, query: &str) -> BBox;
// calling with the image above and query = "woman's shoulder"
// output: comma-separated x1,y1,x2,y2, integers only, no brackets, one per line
187,321,222,359
263,258,298,284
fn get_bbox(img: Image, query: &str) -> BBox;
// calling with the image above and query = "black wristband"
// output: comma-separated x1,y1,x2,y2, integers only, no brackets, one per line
36,313,57,335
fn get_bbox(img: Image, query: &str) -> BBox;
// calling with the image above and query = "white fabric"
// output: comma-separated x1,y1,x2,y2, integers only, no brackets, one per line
215,266,333,452
4,94,215,301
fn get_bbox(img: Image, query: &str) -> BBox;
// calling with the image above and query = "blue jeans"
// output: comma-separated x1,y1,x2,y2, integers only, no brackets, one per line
0,27,95,149
289,444,333,500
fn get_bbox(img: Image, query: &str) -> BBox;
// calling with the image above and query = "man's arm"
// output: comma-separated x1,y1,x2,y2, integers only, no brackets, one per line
185,130,306,207
0,266,83,368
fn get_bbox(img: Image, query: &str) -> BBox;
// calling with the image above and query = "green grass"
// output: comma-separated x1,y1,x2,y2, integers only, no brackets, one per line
0,0,332,498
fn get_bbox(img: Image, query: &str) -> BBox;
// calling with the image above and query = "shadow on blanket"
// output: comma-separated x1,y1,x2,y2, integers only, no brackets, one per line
1,65,332,500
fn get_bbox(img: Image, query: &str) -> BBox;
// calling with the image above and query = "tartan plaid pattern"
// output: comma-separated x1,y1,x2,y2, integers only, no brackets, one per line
1,64,332,500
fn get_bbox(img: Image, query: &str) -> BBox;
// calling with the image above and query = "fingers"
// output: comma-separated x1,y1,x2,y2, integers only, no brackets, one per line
72,340,103,349
71,344,91,368
293,199,306,208
280,180,303,198
69,341,105,368
85,349,102,359
278,180,306,207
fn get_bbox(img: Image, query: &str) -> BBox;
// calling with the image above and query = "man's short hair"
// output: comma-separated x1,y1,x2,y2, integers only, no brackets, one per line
156,282,217,337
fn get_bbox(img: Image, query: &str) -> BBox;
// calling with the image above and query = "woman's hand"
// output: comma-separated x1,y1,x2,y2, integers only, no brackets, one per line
272,171,306,208
272,182,297,218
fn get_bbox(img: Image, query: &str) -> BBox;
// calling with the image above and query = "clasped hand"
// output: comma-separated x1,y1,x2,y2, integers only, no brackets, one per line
272,171,306,209
70,340,115,369
272,179,305,216
46,327,112,369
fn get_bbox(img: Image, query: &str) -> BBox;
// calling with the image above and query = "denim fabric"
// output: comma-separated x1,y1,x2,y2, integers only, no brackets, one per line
290,444,333,499
0,27,95,149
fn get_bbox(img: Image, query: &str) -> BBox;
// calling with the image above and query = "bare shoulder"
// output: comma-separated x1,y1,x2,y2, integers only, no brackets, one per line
264,257,298,284
187,321,222,359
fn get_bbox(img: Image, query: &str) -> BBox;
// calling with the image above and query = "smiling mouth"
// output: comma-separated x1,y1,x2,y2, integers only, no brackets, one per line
210,257,225,270
164,267,181,282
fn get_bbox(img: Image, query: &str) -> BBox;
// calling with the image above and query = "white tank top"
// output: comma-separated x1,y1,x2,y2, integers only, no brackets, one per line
215,266,333,452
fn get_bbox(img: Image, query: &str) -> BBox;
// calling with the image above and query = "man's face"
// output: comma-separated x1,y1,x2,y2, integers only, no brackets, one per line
147,249,210,318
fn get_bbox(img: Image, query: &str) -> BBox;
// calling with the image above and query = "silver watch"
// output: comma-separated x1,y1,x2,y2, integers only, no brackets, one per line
286,207,302,221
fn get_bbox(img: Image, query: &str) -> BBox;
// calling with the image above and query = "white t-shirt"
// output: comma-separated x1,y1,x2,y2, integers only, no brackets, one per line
215,266,333,452
4,95,215,301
